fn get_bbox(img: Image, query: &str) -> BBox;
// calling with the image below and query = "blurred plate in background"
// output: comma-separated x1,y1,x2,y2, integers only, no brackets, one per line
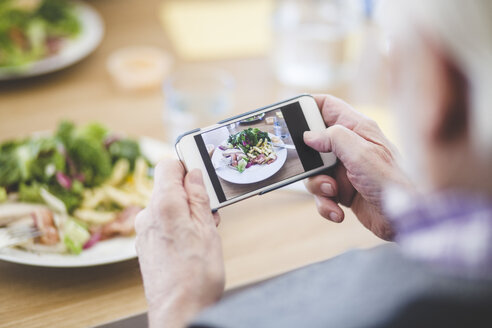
0,1,104,81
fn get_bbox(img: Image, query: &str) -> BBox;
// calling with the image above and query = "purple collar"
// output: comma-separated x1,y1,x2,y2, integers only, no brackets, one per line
385,189,492,278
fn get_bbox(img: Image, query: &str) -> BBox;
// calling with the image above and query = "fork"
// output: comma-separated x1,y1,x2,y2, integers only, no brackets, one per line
0,225,42,249
214,158,232,170
271,143,296,150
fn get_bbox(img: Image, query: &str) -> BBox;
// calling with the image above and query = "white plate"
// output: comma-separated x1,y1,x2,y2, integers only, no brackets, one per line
212,134,288,184
0,1,104,81
0,137,174,268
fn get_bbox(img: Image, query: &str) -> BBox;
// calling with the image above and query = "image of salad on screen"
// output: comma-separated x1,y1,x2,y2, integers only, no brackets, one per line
201,108,304,199
219,128,278,173
0,0,81,68
0,121,153,255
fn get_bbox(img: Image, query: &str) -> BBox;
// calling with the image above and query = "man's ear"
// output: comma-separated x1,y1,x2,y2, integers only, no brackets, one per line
432,50,469,144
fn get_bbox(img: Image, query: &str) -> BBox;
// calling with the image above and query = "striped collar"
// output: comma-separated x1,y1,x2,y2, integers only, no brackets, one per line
384,188,492,278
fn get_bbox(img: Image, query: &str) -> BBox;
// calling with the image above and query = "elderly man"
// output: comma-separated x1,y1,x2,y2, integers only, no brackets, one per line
135,1,492,327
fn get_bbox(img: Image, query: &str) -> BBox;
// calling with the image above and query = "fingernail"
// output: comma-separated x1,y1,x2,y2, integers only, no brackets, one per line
320,183,334,196
329,212,340,222
189,170,203,185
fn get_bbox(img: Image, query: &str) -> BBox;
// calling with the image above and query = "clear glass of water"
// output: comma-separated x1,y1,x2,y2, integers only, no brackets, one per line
273,116,289,139
163,68,234,143
271,0,364,89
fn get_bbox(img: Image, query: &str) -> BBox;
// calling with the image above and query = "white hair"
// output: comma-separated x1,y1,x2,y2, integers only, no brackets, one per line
377,0,492,157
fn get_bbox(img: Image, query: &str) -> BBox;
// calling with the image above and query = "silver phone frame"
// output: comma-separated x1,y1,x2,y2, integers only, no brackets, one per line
175,94,337,211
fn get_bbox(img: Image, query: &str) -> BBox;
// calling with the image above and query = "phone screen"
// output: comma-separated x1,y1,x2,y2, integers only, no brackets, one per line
194,101,324,203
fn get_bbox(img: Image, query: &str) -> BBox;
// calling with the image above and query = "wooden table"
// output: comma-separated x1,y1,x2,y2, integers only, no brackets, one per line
0,1,385,327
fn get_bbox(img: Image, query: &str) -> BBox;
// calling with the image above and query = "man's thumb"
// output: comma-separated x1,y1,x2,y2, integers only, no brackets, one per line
304,125,366,165
184,169,215,225
304,130,332,153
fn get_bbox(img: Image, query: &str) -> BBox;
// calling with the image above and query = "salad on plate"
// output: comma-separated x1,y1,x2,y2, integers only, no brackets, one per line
0,121,153,255
0,0,81,68
218,128,278,173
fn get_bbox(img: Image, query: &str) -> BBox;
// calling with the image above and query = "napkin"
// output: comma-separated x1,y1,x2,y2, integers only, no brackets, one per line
159,0,274,61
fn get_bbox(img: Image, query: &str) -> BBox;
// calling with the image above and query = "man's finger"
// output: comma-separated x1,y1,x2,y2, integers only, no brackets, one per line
304,175,338,198
153,159,185,192
184,169,215,226
332,163,357,207
151,159,188,219
314,196,345,223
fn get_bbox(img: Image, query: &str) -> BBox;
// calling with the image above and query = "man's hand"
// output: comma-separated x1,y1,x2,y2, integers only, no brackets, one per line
304,95,409,241
135,160,224,328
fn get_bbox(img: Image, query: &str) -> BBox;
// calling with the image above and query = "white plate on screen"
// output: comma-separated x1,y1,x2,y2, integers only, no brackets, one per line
0,137,174,268
0,1,104,81
211,133,288,184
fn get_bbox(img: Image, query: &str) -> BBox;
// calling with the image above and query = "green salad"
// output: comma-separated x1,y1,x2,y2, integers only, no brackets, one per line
0,0,81,67
0,122,154,255
0,121,144,212
221,128,277,173
227,128,271,154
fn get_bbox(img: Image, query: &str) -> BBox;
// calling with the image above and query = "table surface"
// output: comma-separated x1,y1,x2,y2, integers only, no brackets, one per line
0,1,386,327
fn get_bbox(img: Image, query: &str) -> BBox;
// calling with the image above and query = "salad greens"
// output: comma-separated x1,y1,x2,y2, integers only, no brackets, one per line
63,217,90,254
227,128,271,154
108,139,142,170
55,121,112,187
0,0,81,67
0,186,6,203
237,158,247,173
222,128,277,173
0,121,146,213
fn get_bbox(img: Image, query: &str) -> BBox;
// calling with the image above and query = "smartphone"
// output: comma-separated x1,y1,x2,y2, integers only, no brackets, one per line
175,94,336,211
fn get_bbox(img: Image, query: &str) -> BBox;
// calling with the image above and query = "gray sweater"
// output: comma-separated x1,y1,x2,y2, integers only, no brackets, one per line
190,244,492,328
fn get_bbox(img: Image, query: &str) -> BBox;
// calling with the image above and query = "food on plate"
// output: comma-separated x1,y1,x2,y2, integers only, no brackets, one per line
0,121,153,255
239,113,265,124
218,128,277,173
0,0,81,68
265,117,275,125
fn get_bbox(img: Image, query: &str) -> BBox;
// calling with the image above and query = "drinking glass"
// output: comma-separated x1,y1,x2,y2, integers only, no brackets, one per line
271,0,364,89
163,68,234,143
273,116,289,139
